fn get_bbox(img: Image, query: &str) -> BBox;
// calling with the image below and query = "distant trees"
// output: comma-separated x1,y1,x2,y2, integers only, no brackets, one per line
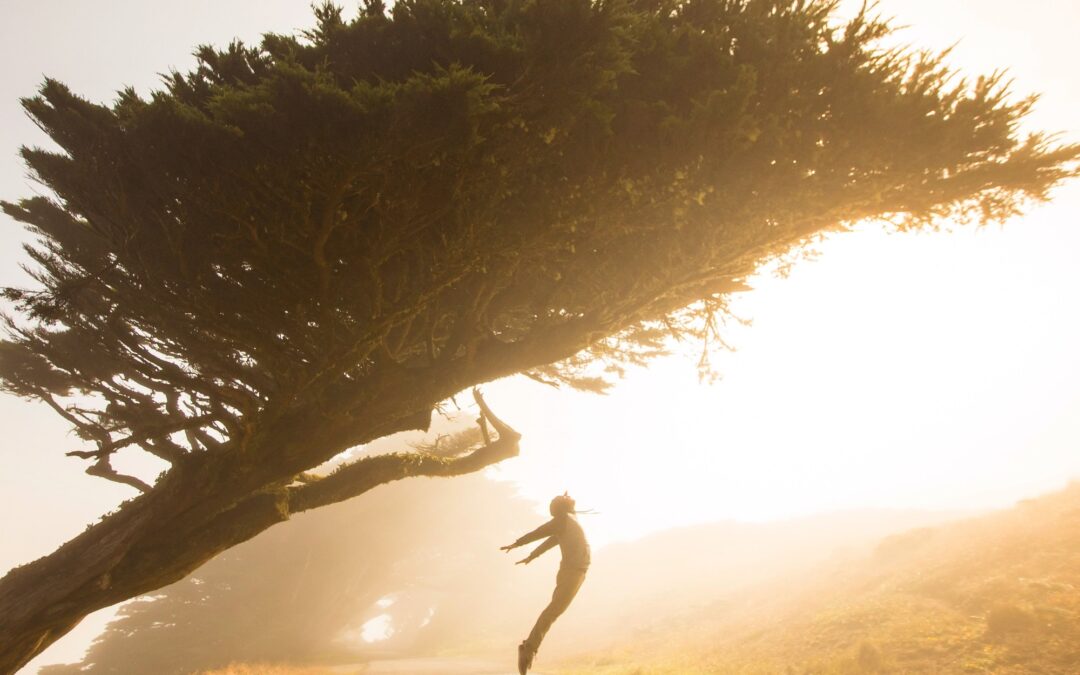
1,0,1076,669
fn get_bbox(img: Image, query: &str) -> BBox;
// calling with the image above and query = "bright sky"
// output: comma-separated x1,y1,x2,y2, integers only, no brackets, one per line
1,1,1079,670
479,0,1080,541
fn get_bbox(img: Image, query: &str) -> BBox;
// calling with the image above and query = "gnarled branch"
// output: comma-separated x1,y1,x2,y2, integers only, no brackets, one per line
65,413,215,463
288,389,519,513
86,457,151,493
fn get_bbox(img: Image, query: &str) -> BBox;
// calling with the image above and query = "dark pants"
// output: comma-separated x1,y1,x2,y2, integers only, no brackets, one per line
525,565,587,653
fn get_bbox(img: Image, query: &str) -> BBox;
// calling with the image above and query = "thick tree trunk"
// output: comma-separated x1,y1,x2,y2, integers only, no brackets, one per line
0,390,521,675
0,471,291,674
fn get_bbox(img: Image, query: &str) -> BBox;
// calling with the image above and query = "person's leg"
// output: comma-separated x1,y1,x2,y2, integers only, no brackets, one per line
524,567,587,654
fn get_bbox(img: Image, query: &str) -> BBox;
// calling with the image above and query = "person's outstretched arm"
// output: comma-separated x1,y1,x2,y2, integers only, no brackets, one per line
515,536,557,565
501,518,557,552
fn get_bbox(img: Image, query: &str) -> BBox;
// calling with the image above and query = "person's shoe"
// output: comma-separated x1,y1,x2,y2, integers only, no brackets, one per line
518,640,535,674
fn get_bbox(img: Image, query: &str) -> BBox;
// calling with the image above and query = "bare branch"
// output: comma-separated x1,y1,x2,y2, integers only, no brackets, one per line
471,388,519,442
64,414,215,464
288,391,520,513
523,370,562,389
40,394,110,445
85,457,151,493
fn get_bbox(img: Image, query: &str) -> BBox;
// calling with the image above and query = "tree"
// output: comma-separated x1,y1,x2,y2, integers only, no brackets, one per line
0,0,1076,670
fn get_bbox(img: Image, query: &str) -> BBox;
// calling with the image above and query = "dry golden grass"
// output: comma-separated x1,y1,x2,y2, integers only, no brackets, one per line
558,484,1080,675
197,664,363,675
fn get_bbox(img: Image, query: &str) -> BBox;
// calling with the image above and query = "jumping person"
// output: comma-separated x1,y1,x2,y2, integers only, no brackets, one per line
502,492,590,675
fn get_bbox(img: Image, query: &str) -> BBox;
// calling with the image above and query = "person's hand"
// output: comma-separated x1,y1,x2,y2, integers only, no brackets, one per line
516,556,531,565
500,544,515,552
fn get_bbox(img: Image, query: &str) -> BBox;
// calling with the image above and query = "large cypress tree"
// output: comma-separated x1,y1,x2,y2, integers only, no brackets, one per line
1,0,1075,669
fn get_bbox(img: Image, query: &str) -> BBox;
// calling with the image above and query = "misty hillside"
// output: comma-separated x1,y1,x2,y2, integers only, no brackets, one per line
549,509,968,656
561,483,1080,674
35,474,959,675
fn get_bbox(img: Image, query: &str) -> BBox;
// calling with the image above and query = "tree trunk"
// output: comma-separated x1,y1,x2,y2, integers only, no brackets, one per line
0,391,521,674
0,470,291,674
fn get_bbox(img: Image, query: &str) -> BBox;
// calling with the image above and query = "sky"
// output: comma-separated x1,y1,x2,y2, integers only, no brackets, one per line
1,0,1079,670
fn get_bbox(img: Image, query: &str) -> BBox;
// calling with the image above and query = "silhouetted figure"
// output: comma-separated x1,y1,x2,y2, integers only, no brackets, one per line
502,492,590,674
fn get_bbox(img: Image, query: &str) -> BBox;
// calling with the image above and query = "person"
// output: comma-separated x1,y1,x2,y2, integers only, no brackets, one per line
501,492,591,675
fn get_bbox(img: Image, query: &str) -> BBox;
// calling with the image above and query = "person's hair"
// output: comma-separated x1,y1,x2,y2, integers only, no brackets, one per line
549,493,575,516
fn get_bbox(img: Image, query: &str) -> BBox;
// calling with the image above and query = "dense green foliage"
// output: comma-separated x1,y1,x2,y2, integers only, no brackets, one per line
2,0,1074,486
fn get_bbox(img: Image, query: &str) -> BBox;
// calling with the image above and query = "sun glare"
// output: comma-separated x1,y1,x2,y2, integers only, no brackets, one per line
4,0,1080,672
488,202,1080,547
359,614,394,643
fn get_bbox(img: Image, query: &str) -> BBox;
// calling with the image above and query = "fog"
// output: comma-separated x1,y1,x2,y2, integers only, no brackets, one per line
35,458,974,674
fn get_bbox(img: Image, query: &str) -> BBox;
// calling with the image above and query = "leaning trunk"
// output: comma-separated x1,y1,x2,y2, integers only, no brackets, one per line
0,468,292,674
0,383,524,674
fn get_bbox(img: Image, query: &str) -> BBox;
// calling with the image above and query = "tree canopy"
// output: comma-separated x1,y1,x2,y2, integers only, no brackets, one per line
1,0,1076,670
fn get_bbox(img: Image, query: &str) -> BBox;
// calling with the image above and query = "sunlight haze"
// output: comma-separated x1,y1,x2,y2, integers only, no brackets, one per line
1,1,1078,671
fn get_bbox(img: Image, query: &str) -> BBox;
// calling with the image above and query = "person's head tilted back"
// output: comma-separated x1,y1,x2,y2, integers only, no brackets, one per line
549,493,575,517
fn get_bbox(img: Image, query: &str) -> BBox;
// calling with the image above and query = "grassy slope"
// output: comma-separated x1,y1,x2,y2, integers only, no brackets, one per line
559,483,1080,675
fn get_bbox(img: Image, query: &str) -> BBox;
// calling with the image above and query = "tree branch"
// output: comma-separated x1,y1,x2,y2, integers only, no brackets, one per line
85,457,151,493
65,414,214,463
288,389,519,513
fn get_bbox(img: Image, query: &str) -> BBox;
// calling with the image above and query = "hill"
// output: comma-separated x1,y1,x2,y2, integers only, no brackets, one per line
559,483,1080,674
548,508,968,657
